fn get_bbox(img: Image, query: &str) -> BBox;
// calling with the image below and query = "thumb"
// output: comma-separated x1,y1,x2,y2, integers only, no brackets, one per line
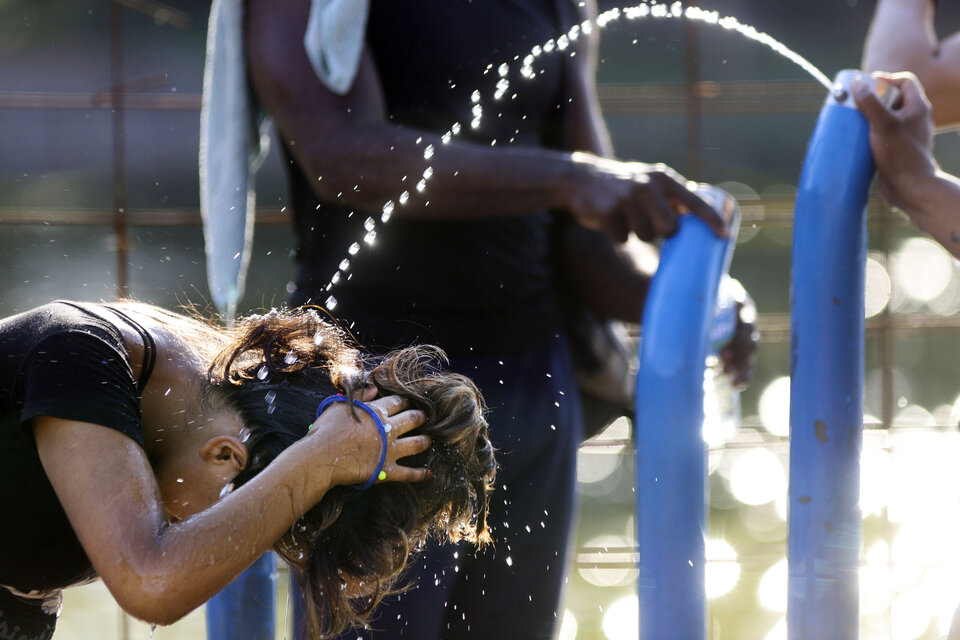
851,77,894,131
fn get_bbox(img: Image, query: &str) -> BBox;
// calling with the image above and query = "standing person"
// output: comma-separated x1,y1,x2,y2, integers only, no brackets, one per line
0,300,495,639
863,0,960,127
239,1,737,638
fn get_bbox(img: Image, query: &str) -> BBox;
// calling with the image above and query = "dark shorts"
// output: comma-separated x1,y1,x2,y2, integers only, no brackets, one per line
0,588,57,640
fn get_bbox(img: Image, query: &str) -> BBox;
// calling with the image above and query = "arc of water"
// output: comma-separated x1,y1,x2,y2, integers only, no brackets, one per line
315,1,831,312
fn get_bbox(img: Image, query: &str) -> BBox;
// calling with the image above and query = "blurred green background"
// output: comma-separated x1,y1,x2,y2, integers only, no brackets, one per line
4,1,960,638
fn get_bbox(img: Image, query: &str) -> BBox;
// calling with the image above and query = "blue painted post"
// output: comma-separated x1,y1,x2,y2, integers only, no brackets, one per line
206,553,277,640
787,70,876,639
635,186,739,639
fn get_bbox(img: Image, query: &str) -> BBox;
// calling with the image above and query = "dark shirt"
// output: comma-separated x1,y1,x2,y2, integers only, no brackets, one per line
288,0,575,355
0,302,150,591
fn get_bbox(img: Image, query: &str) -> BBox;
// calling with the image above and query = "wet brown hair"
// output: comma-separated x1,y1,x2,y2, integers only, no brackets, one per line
206,308,496,638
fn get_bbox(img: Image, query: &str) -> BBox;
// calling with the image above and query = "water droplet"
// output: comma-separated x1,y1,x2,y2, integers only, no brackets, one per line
416,179,427,192
348,242,360,255
470,90,481,103
451,122,462,135
381,200,395,220
164,388,171,396
423,144,435,159
398,191,410,205
497,63,509,77
313,331,325,346
266,404,276,415
331,271,341,284
364,216,376,231
257,365,269,380
176,477,184,483
326,296,338,310
441,132,452,144
422,167,434,180
339,258,350,271
506,556,513,567
284,351,298,365
265,390,277,403
364,230,377,244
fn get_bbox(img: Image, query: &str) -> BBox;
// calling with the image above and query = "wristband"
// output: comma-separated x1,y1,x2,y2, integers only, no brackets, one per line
315,394,388,489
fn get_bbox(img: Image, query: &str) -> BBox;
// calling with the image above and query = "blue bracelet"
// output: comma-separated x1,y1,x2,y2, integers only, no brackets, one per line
315,394,388,489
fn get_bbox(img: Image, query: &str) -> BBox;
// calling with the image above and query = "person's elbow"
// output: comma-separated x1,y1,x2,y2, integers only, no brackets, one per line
105,570,205,627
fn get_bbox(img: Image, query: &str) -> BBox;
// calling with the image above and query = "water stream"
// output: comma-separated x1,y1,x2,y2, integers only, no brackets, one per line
318,0,834,311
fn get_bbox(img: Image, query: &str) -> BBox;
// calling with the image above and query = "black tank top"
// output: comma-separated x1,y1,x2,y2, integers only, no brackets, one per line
288,0,576,355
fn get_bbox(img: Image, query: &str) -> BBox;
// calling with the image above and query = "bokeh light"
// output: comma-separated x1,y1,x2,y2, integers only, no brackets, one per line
557,609,578,640
764,617,787,640
705,538,740,599
759,376,791,437
891,237,953,304
728,448,786,506
864,254,891,318
578,534,638,588
758,558,788,613
577,417,629,496
718,180,762,244
602,596,638,640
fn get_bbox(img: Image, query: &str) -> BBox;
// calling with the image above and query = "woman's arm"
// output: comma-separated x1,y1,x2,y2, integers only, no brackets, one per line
32,395,427,625
854,72,960,259
244,0,725,241
863,0,960,127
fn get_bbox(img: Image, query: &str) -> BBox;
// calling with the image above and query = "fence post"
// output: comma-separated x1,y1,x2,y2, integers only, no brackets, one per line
787,69,876,639
635,186,739,639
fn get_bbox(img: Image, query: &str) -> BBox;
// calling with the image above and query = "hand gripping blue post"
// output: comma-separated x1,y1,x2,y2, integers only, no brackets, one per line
635,185,740,639
787,70,877,639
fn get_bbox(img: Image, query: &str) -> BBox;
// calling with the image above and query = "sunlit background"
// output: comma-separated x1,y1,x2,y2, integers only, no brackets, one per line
4,1,960,639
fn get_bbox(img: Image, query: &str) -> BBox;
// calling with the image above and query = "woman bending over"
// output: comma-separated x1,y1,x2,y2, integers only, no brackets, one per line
0,300,495,639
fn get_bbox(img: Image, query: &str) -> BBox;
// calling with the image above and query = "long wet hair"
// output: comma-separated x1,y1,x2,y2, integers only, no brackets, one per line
205,307,496,638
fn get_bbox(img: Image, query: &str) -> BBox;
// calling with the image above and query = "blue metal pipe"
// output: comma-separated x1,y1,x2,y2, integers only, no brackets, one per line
635,186,739,639
206,553,277,640
787,70,876,639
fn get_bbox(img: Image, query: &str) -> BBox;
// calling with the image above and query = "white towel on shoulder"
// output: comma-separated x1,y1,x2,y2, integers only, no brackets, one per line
199,0,369,317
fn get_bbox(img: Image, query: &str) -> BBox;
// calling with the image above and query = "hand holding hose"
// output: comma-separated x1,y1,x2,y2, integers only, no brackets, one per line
852,71,939,215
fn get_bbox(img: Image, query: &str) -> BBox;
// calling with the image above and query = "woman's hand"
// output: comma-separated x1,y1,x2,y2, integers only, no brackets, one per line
852,71,940,214
306,392,431,488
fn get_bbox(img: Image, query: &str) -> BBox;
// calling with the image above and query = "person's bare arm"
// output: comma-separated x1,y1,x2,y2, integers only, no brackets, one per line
854,72,960,258
555,0,654,321
33,396,427,625
244,0,724,241
863,0,960,127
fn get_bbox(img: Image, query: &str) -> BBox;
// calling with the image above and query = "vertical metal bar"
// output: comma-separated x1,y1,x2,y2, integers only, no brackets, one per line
206,553,277,640
684,0,701,181
635,188,738,640
787,70,875,639
109,0,129,298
